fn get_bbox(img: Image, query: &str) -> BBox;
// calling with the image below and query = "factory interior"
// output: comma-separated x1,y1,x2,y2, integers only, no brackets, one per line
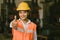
0,0,60,40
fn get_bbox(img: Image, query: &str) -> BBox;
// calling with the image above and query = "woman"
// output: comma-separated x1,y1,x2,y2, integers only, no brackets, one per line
10,2,37,40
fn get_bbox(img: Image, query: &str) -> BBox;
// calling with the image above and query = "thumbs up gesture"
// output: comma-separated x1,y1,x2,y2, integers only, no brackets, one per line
12,15,17,29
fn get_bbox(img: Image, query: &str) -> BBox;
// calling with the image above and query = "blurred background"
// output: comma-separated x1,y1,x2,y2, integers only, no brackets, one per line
0,0,60,40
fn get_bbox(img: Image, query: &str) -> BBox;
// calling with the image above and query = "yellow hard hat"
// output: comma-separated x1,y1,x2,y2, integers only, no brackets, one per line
16,2,30,11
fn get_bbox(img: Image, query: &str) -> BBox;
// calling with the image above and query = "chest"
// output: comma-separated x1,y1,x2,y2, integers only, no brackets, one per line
17,21,34,30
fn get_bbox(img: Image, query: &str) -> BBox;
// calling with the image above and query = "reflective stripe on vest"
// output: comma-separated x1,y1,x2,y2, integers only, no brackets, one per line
17,27,24,32
17,27,33,33
27,30,33,33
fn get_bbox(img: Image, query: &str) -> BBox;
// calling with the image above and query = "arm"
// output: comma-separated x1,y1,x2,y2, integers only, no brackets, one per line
33,25,37,40
34,31,37,40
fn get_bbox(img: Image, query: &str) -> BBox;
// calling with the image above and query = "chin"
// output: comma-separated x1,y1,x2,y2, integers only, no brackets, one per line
21,18,26,20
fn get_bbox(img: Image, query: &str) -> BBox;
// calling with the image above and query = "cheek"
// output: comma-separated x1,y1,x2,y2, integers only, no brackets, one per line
18,13,28,17
25,13,27,16
19,13,21,17
25,13,28,17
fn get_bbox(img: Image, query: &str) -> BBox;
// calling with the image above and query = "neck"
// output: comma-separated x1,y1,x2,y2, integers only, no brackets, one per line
22,19,28,23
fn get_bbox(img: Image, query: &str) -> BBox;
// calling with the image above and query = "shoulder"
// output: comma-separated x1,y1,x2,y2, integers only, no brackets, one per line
30,22,37,27
16,19,21,23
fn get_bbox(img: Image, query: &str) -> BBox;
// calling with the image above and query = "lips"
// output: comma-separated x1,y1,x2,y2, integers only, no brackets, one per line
20,15,26,19
21,16,26,18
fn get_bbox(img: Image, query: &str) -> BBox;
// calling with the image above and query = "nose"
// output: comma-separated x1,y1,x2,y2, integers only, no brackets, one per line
21,11,25,14
20,11,26,14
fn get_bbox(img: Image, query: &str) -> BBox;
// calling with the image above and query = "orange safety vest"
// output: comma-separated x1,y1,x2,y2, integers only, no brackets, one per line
12,20,37,40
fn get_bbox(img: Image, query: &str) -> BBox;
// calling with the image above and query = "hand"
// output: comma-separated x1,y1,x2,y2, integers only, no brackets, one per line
12,15,17,29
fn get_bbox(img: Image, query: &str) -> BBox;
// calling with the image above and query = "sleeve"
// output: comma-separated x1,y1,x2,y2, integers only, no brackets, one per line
10,21,13,28
33,25,37,40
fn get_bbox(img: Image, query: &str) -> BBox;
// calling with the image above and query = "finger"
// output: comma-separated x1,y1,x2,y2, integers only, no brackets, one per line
14,15,17,21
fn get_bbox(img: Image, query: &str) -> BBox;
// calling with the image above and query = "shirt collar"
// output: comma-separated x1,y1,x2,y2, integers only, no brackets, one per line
19,19,31,24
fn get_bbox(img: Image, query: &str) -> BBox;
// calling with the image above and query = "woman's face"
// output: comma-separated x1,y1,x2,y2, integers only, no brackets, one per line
19,10,29,20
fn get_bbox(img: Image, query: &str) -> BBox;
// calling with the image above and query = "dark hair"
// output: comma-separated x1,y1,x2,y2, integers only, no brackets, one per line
17,10,30,13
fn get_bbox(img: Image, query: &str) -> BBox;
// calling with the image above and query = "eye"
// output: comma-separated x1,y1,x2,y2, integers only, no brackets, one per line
23,11,27,13
19,11,27,13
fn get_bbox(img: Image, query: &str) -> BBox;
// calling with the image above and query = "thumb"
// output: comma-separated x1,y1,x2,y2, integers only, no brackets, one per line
14,15,17,21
